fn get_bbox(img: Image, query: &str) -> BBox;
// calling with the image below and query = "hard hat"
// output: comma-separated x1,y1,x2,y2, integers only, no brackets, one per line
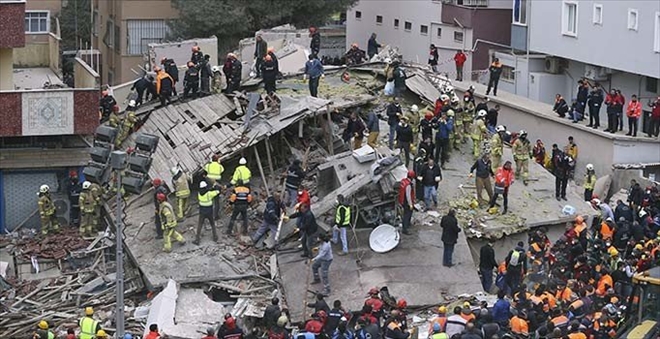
477,110,487,117
199,181,208,189
438,306,447,314
212,65,220,73
156,193,167,202
433,323,441,332
277,315,288,327
634,243,643,251
407,170,416,178
397,299,407,309
463,302,471,308
586,163,594,171
82,181,91,189
368,287,379,295
384,57,392,64
519,130,527,136
639,209,647,218
411,105,419,112
39,184,50,193
446,110,455,117
606,217,613,222
591,198,601,205
206,327,215,335
575,215,584,223
38,320,48,330
446,85,454,92
451,96,459,103
128,99,136,107
152,178,162,186
440,94,449,101
469,85,475,91
239,157,247,165
170,166,180,175
607,247,618,256
495,125,505,132
97,329,107,337
124,334,134,339
85,307,94,315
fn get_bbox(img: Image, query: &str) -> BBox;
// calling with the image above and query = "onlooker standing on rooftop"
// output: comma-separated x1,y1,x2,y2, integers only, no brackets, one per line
587,83,604,129
485,58,502,96
649,96,660,138
626,94,642,137
604,89,623,133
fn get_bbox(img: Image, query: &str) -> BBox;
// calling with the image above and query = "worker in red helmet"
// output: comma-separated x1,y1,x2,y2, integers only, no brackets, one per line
397,170,416,235
183,60,200,100
156,192,185,252
152,178,169,239
99,88,117,123
364,287,384,321
217,314,244,339
395,299,409,330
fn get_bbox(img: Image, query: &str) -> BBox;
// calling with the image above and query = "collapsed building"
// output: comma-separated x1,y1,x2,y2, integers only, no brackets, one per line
1,41,610,338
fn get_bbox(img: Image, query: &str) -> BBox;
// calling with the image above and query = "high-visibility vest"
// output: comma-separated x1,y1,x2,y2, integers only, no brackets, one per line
79,190,96,213
38,195,56,215
230,186,252,204
335,205,351,226
159,202,177,228
510,316,529,335
205,161,224,180
79,317,99,339
428,316,447,334
584,174,596,190
198,190,220,207
232,165,252,184
173,173,191,197
600,222,614,240
430,333,449,339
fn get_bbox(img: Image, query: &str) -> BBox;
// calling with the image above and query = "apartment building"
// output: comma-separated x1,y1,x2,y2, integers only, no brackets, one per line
495,0,660,108
345,0,512,80
0,0,100,232
92,0,178,86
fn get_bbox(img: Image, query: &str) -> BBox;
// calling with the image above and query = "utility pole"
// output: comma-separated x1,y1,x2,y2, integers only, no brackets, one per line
110,151,127,338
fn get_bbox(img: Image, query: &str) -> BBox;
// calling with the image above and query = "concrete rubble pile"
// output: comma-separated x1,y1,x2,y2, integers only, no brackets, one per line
0,231,145,338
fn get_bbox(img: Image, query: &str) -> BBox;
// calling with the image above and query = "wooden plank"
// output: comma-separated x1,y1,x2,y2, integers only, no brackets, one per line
194,100,222,126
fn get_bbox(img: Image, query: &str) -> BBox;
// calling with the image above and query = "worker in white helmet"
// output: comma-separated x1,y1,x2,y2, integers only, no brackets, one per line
490,125,506,172
470,110,488,159
584,163,597,201
405,104,421,144
37,184,60,236
231,157,252,186
170,166,191,220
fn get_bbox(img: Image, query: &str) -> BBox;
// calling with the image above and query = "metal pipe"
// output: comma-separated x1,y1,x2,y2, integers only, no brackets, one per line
115,165,125,337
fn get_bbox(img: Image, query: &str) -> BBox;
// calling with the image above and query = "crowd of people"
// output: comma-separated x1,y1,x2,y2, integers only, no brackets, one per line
552,80,660,138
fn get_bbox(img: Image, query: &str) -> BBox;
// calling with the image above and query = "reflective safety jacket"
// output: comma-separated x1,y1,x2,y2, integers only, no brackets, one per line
159,201,177,228
490,134,503,157
512,138,531,161
172,172,191,198
79,316,100,339
79,190,96,213
205,161,224,180
230,186,252,205
38,194,56,216
231,165,252,185
335,204,351,227
198,190,220,207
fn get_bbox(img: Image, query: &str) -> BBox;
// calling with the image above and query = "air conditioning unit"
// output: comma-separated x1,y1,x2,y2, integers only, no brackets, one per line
584,65,611,80
545,57,562,74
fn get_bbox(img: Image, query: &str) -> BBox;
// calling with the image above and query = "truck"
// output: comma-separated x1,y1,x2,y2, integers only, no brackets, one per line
618,266,660,339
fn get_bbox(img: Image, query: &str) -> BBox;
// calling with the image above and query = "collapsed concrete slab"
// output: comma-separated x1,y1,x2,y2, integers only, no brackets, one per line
144,279,177,338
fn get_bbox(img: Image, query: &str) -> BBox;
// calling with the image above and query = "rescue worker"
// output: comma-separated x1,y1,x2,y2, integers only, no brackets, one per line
509,310,530,337
490,125,505,173
471,110,488,159
343,110,366,150
284,203,318,258
469,153,494,207
428,306,448,335
489,159,514,213
309,26,321,57
345,43,366,65
405,105,421,145
226,53,242,93
566,136,579,179
155,66,175,106
429,323,448,339
157,193,185,252
79,307,102,339
149,180,168,241
312,232,333,296
262,54,278,95
504,241,527,295
204,154,225,218
99,90,117,123
252,191,285,248
384,310,410,339
203,327,218,339
445,307,467,338
366,109,380,148
183,61,200,100
269,316,289,339
512,130,532,185
226,180,252,235
398,170,416,235
35,320,54,339
115,107,138,147
212,66,223,94
284,159,305,207
584,163,597,201
145,324,161,339
200,55,213,96
171,166,191,220
462,95,475,139
332,194,351,255
191,45,204,66
160,57,179,96
434,112,453,169
79,181,97,237
194,181,221,245
108,105,121,128
396,116,414,167
38,185,60,235
96,329,109,339
131,74,156,105
231,157,252,186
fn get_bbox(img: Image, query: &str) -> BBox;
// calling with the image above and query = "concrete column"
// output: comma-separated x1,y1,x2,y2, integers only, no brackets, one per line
0,48,13,91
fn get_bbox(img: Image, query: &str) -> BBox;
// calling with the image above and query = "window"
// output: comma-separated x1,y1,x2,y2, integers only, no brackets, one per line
655,11,660,53
394,18,400,28
114,24,120,53
376,15,383,24
456,0,488,6
627,9,638,31
404,21,412,31
103,19,115,48
501,66,515,82
92,10,99,36
454,31,464,42
24,11,49,33
592,4,602,25
513,0,527,25
562,1,578,37
646,76,658,93
436,27,442,38
127,20,170,55
355,11,362,20
107,69,114,87
420,25,428,35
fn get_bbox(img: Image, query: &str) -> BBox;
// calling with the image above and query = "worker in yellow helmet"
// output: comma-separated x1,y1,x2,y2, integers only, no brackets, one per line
204,154,225,218
79,307,102,339
95,329,109,339
34,320,55,339
231,157,252,186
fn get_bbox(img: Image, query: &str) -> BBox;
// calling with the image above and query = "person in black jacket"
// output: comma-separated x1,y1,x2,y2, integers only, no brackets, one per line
479,242,498,292
485,58,502,96
228,54,243,93
614,199,633,223
367,33,382,59
428,44,439,73
261,54,278,95
396,117,414,167
343,110,366,149
440,209,460,267
387,99,402,150
627,180,643,212
263,297,282,328
306,293,330,314
587,83,604,129
183,61,200,100
131,74,156,106
286,203,318,258
576,80,589,111
418,158,442,209
417,136,434,162
470,154,494,207
553,151,569,201
200,54,213,96
553,94,569,118
309,26,321,57
160,57,179,96
251,192,285,247
324,300,346,334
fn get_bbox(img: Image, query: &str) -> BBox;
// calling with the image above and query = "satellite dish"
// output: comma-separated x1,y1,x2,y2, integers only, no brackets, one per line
369,224,400,253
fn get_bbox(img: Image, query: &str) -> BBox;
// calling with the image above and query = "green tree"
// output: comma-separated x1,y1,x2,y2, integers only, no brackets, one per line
57,0,92,51
168,0,357,53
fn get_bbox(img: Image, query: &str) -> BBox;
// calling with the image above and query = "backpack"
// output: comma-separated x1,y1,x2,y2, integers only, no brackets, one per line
508,249,522,267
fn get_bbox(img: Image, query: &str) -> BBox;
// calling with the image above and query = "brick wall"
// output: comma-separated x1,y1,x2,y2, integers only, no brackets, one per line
0,92,22,135
74,90,100,134
0,2,26,48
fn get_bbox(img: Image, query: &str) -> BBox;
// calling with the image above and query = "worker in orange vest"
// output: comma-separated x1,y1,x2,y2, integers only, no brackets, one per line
599,217,615,241
509,310,529,337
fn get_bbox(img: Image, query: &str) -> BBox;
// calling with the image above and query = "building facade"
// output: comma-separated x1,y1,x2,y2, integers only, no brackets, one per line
497,0,659,109
92,0,178,86
345,0,512,81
